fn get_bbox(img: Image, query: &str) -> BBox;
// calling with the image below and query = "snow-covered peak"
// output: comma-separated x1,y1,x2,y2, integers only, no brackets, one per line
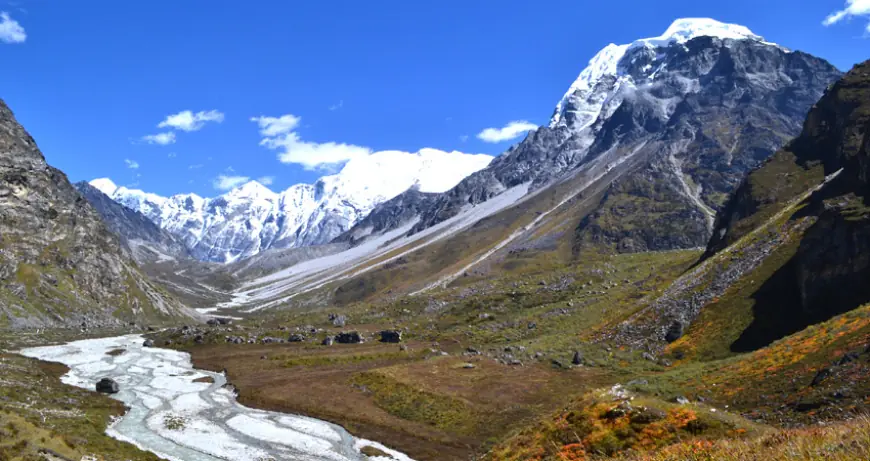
551,18,772,127
90,149,492,262
223,180,278,201
651,18,762,46
89,178,119,196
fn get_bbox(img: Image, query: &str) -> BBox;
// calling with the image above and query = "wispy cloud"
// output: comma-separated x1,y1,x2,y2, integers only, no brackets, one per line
329,100,344,111
158,110,225,132
141,132,176,145
477,121,537,143
0,12,25,44
824,0,870,33
188,164,203,170
212,174,250,191
251,114,371,170
459,134,469,143
256,176,274,186
124,159,139,169
167,152,177,158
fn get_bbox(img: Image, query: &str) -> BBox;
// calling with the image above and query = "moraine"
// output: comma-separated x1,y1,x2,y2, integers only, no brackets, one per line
20,335,412,461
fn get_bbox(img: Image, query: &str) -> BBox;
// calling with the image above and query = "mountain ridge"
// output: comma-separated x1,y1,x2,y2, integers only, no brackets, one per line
92,148,493,263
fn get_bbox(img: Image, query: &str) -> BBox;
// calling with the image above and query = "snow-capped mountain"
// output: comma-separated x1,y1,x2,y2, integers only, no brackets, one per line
91,148,493,262
343,18,840,252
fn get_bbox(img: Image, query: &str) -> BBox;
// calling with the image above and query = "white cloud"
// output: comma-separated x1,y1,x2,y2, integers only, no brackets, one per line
124,159,139,169
477,121,537,143
167,152,177,158
256,176,274,185
213,174,250,191
141,132,176,145
251,114,371,170
158,110,225,132
188,164,203,170
329,100,344,111
459,134,469,142
824,0,870,33
0,12,25,44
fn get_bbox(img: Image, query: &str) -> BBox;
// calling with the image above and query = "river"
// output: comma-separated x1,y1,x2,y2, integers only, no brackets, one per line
20,335,412,461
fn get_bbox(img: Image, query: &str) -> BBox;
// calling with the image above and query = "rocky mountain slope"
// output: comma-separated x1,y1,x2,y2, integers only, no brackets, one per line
93,149,492,263
0,99,195,328
346,19,840,255
74,181,190,265
612,59,870,353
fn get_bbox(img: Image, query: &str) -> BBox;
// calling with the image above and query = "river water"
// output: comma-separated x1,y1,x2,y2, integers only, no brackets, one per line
20,335,412,461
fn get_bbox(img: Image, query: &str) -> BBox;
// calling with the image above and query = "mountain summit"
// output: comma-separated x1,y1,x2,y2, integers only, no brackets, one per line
345,18,840,256
95,148,492,262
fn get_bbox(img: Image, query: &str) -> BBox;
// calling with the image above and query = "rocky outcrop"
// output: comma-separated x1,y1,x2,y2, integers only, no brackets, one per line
0,99,194,328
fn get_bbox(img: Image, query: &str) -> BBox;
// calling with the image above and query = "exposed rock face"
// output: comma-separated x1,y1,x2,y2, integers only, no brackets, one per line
0,99,193,328
334,188,439,244
705,60,870,349
618,61,870,354
346,19,840,254
74,181,190,265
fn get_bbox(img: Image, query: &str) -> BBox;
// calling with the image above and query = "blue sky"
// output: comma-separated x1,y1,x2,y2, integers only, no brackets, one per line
0,0,867,197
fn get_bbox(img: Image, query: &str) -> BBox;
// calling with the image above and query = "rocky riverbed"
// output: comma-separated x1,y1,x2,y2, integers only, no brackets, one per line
20,335,411,461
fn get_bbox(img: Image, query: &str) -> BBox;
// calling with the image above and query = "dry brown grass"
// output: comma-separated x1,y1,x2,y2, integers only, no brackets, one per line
613,415,870,461
188,340,609,461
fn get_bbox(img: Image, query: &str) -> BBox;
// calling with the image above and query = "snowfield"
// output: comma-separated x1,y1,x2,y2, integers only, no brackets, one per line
20,335,413,461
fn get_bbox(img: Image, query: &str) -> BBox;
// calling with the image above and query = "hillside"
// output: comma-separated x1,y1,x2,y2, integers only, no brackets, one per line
0,100,196,328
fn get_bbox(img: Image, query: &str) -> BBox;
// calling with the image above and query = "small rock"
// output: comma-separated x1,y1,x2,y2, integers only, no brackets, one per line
142,339,154,348
96,378,119,394
527,322,537,330
287,334,306,342
571,351,583,366
673,396,690,405
322,337,334,346
260,355,267,360
462,363,475,369
642,352,656,362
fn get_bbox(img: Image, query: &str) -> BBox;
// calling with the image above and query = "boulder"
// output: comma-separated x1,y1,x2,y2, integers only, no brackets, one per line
379,330,402,343
335,331,363,344
96,378,119,394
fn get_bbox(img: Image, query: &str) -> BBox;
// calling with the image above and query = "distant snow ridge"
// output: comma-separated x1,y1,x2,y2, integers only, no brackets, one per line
550,18,775,128
92,148,492,263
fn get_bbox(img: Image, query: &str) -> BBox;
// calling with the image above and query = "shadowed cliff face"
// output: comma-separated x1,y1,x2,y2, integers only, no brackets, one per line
704,60,870,351
0,99,192,328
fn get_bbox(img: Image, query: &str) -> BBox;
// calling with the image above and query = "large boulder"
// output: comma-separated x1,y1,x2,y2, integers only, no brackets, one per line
379,330,402,343
335,331,363,344
95,377,119,394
